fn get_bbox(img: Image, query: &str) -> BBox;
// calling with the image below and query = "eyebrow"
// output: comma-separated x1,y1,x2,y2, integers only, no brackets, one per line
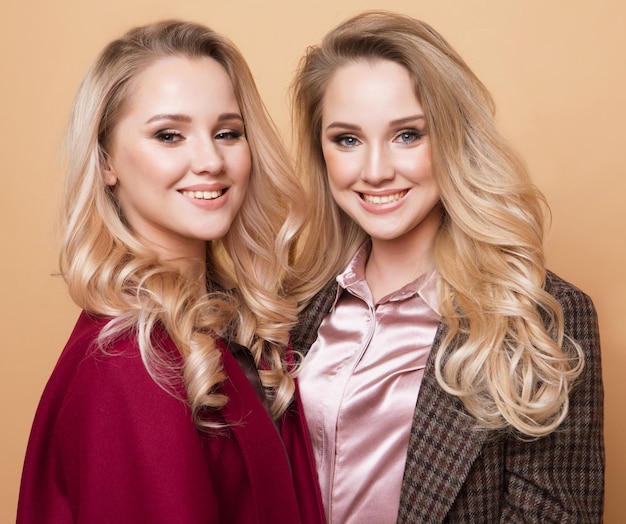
390,115,425,126
145,112,244,124
325,114,425,131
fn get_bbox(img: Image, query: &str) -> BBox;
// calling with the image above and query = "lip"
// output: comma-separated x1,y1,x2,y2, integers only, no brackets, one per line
358,189,409,213
178,183,228,192
178,184,230,209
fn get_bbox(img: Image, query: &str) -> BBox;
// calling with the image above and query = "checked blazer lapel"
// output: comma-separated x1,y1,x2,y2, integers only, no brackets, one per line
397,324,488,523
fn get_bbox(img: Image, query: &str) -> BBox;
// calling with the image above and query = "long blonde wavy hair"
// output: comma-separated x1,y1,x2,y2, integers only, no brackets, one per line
60,20,303,429
291,10,583,437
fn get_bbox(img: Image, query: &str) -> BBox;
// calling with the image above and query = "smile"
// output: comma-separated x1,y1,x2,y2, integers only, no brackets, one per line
181,189,225,200
360,190,407,204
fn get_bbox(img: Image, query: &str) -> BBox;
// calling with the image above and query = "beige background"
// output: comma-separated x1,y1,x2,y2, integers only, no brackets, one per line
2,0,624,521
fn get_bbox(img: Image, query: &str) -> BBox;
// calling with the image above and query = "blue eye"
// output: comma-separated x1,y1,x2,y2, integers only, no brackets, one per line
333,135,360,148
395,129,423,144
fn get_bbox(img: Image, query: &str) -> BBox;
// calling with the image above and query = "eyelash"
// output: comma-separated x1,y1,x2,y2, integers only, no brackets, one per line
331,128,425,148
154,129,245,144
215,130,244,140
332,135,360,148
394,129,425,144
155,130,182,143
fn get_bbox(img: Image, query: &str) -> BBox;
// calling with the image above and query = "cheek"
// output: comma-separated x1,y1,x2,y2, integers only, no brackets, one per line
237,148,252,185
327,181,349,218
401,149,434,183
323,149,357,189
225,145,252,183
118,147,171,182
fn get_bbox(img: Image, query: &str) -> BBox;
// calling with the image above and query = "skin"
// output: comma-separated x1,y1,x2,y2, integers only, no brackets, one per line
104,55,251,262
320,59,442,301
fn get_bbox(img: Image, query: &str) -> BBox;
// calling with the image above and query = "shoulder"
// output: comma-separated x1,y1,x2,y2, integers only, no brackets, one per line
20,314,221,522
544,270,603,462
60,311,143,367
44,311,189,436
545,270,595,308
61,313,155,386
545,270,599,343
54,314,196,468
38,312,137,404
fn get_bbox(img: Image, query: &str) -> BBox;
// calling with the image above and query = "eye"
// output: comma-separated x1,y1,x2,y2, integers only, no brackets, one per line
332,135,360,148
215,129,245,141
155,130,183,143
394,129,424,144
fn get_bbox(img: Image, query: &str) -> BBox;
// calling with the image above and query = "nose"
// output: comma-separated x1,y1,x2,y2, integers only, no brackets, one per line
191,138,225,176
360,143,394,184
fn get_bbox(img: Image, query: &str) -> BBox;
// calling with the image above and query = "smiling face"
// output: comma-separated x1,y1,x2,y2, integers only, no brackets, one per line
320,59,442,256
104,55,251,261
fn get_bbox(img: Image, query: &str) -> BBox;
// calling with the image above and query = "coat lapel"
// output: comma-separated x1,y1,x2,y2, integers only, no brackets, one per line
215,341,302,520
397,324,488,523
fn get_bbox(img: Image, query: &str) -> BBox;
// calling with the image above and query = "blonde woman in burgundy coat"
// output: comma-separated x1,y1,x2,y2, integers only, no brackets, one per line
18,20,324,523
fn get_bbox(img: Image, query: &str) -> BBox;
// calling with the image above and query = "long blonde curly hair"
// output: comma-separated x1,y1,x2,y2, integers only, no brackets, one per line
60,20,304,429
291,10,583,437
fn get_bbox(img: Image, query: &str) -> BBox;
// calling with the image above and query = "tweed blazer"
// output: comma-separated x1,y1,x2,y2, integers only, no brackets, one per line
291,271,604,523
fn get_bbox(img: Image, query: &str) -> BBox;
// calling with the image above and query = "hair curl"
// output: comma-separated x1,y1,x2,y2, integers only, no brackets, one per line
291,10,583,437
61,20,304,429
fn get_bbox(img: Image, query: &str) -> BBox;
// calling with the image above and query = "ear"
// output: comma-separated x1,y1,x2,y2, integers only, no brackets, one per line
102,162,118,187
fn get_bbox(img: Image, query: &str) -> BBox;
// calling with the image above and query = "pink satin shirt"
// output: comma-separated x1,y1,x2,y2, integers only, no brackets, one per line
299,242,441,523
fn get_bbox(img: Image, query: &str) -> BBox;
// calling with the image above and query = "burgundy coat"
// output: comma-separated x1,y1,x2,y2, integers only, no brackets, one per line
18,311,325,523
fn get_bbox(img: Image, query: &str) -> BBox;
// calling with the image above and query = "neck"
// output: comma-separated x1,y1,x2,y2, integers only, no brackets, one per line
365,205,441,302
139,235,208,270
365,243,434,303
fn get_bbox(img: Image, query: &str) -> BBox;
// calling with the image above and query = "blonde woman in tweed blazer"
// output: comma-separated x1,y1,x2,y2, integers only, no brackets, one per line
290,10,604,523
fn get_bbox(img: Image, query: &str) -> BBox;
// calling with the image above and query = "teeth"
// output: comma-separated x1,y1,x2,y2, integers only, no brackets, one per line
182,190,223,200
361,191,407,204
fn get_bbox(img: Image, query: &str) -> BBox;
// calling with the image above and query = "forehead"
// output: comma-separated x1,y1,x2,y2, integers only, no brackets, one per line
128,55,233,99
322,59,422,121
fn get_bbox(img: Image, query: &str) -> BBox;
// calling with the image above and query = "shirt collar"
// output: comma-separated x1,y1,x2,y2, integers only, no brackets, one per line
332,240,441,316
